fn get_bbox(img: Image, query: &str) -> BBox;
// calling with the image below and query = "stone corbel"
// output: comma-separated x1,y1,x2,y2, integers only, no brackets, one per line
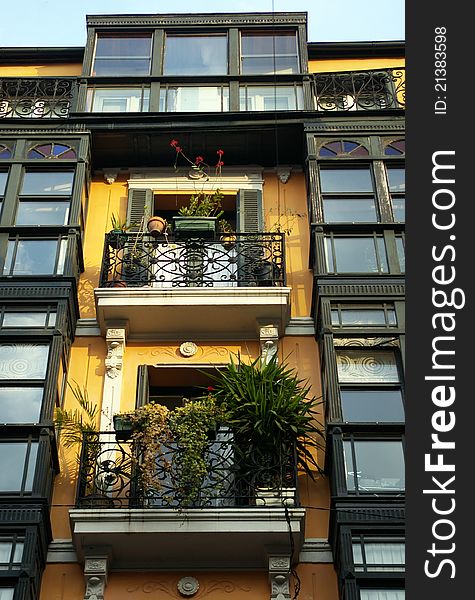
105,328,126,379
268,554,291,600
83,553,110,600
259,322,280,365
103,170,119,185
275,166,292,184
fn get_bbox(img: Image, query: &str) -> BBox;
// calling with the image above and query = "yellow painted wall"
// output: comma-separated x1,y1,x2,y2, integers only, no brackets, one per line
0,64,82,76
309,56,405,73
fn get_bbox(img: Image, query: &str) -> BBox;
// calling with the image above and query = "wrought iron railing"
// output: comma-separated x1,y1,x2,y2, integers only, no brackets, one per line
100,231,285,288
313,68,405,111
76,431,299,509
0,78,77,119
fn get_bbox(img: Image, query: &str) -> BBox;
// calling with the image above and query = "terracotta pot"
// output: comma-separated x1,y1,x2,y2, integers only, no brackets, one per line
147,216,168,237
220,234,237,250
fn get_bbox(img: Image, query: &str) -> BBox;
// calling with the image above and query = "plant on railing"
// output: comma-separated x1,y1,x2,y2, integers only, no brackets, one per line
54,381,100,448
208,355,324,485
170,140,228,227
113,395,225,505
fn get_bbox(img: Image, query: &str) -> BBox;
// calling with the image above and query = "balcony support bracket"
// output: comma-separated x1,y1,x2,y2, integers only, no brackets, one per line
268,553,292,600
83,550,110,600
259,321,280,365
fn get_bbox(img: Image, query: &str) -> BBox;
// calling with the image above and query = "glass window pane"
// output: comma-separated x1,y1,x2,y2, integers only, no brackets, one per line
353,541,405,572
0,589,14,600
323,198,377,222
16,201,70,225
92,34,152,76
336,349,400,383
349,440,405,491
21,171,74,195
4,240,59,275
387,167,405,192
87,88,150,112
320,168,373,192
338,309,391,326
331,237,388,273
0,540,23,568
0,343,49,380
241,31,299,74
0,171,8,195
360,590,405,600
163,87,229,112
164,35,227,75
239,86,303,111
0,442,38,491
341,390,404,422
392,197,405,221
2,312,49,327
396,237,405,272
0,387,43,423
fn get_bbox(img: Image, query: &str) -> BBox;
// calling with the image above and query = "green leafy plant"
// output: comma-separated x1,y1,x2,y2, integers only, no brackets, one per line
54,381,100,448
208,355,324,480
110,213,134,232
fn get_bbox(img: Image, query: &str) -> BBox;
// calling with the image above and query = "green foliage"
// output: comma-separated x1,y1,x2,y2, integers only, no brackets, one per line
177,189,224,218
54,381,100,448
208,355,324,478
110,213,134,232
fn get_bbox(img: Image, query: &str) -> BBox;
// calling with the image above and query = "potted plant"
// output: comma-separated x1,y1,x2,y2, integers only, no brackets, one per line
108,214,133,250
170,140,226,239
208,355,324,504
218,218,236,250
147,215,168,238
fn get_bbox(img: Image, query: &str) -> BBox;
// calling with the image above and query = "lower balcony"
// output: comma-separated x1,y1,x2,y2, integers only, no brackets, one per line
94,232,291,339
69,431,305,569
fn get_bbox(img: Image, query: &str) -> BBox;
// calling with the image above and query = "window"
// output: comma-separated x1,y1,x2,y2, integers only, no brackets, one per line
336,348,404,422
387,167,405,221
352,537,405,572
0,309,56,328
396,235,405,272
91,33,152,76
239,85,303,111
16,170,74,225
331,304,397,328
240,31,299,74
343,438,405,493
325,235,388,274
0,169,7,217
0,589,14,600
0,343,49,380
163,34,228,75
360,591,405,600
86,87,150,112
384,139,405,156
319,140,369,157
320,167,378,223
0,441,38,492
159,86,229,112
0,145,12,159
27,143,76,159
3,238,67,275
0,537,24,570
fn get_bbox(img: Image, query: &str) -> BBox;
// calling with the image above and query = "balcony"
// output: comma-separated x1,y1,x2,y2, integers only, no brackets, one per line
94,232,291,339
0,78,77,119
314,68,405,112
69,431,305,569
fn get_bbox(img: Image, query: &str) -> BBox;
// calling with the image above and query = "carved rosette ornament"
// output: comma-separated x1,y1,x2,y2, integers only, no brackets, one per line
177,576,200,596
179,341,198,357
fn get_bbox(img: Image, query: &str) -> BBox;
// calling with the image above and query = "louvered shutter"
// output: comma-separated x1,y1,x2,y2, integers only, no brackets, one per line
135,365,150,408
236,189,263,232
126,188,153,231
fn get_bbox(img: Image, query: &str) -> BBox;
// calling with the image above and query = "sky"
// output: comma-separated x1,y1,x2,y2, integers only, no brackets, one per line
0,0,404,47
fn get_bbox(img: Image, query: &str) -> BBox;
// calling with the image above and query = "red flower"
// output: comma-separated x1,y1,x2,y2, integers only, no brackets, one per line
216,160,224,167
175,146,182,153
217,149,224,156
195,156,204,165
170,139,179,148
207,386,215,392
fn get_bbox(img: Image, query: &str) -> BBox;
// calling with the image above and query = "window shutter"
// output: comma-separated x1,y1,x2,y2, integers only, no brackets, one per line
126,188,153,231
135,365,150,408
236,189,263,232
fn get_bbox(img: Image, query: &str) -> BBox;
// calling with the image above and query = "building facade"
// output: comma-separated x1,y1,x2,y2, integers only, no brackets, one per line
0,12,405,600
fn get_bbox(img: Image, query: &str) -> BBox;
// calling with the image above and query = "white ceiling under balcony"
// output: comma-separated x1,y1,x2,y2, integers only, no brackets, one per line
94,287,291,340
69,507,305,569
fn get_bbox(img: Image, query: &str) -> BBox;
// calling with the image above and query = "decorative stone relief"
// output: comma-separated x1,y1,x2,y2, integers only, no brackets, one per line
127,579,251,596
179,342,198,357
259,323,279,365
83,556,109,600
177,576,199,596
333,337,399,348
268,555,291,600
105,328,126,378
275,167,292,184
104,170,119,184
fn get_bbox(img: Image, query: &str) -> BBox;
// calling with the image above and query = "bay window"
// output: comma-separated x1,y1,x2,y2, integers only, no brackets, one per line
239,85,303,111
163,34,228,75
86,87,150,112
91,33,152,76
240,30,299,74
159,86,229,112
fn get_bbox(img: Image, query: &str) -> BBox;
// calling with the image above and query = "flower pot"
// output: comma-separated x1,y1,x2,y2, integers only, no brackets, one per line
113,414,134,440
220,234,237,251
147,216,168,238
108,230,127,250
173,216,217,239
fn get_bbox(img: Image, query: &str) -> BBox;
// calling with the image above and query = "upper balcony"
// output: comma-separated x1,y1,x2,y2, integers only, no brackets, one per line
0,77,78,119
69,430,305,569
313,67,405,112
94,231,291,340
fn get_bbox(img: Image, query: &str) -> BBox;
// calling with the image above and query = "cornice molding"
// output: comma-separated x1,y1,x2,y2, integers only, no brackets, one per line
86,13,307,28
